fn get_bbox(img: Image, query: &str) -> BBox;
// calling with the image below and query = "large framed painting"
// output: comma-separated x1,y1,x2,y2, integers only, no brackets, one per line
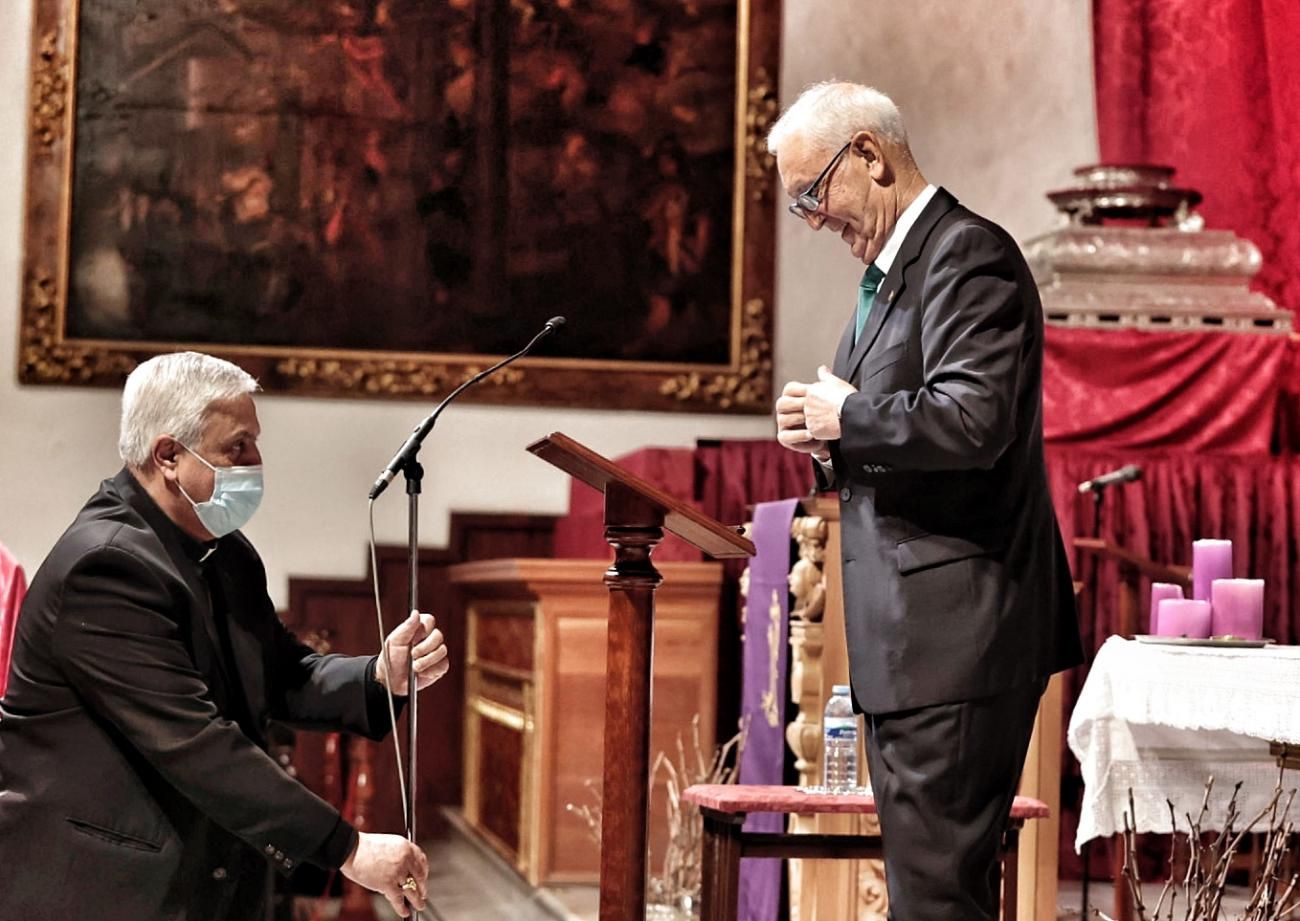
21,0,780,412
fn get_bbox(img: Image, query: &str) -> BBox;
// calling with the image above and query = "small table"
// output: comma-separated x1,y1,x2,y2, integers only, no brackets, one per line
682,784,1050,921
1068,636,1300,920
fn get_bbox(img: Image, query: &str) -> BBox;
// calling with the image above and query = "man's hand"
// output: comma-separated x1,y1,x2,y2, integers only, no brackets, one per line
376,610,450,696
775,380,829,460
804,366,857,442
341,832,429,918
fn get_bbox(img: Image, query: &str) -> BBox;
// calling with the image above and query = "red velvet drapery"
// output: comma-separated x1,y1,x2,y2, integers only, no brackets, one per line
1044,327,1293,454
1088,1,1300,876
1050,446,1300,647
1093,0,1300,313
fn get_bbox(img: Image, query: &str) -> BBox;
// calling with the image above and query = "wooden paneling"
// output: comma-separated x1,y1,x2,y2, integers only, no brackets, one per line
473,606,537,673
454,558,722,887
279,513,554,839
479,717,525,856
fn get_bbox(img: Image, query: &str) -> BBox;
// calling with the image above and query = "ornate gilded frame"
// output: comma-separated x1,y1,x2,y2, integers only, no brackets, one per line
19,0,779,412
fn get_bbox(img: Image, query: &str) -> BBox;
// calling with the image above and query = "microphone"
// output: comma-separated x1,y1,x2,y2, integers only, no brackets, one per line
368,316,567,500
1077,464,1142,495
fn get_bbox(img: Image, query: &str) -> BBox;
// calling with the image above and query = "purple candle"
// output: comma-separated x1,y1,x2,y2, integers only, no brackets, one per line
1192,539,1233,601
1157,598,1213,638
1149,582,1185,635
1210,578,1265,640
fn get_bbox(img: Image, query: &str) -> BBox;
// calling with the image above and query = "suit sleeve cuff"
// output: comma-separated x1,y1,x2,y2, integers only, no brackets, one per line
312,814,359,870
365,655,407,734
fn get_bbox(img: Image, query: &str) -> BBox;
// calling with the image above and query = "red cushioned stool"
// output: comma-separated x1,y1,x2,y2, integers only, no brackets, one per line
681,784,1050,921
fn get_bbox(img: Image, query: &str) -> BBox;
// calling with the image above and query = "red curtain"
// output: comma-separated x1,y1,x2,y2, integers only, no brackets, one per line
1049,447,1300,651
695,439,816,531
1087,3,1300,874
1093,0,1300,313
1044,327,1293,453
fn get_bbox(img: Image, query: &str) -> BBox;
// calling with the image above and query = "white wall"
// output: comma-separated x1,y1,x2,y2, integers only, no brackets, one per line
0,1,1096,607
775,0,1100,381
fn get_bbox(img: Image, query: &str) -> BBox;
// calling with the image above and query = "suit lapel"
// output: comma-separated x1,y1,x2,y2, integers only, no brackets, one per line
841,187,960,381
830,306,857,378
194,569,238,701
115,471,247,716
214,568,267,725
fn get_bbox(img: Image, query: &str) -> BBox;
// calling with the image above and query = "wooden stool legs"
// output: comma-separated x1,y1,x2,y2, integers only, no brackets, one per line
699,809,745,921
1002,824,1021,921
697,808,1028,921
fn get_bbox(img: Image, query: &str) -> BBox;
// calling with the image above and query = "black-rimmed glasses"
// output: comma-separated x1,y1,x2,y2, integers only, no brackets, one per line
788,141,851,220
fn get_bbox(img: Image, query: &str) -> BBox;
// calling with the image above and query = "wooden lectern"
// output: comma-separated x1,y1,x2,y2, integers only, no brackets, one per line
528,433,755,921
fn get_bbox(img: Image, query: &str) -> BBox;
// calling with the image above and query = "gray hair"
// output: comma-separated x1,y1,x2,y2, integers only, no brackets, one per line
767,81,910,159
118,352,260,467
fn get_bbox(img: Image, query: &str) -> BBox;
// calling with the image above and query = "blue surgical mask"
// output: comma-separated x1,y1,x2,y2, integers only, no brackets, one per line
176,443,264,538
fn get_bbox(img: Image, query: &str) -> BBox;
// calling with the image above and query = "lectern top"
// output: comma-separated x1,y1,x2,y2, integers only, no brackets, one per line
527,432,755,559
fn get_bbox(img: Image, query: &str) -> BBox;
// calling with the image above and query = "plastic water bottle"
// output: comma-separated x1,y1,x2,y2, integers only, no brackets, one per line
822,684,859,792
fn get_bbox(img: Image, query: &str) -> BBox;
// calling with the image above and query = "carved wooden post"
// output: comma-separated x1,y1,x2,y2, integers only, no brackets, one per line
784,506,888,921
599,482,664,921
785,513,828,792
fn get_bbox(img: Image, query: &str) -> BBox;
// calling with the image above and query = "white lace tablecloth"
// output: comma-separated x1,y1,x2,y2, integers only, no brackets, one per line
1068,635,1300,849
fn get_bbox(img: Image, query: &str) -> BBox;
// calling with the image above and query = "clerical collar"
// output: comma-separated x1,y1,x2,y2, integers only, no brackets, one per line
119,467,220,565
872,183,938,276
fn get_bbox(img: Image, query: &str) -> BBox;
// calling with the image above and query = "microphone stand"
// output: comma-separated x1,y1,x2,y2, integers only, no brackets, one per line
368,318,564,915
1079,478,1109,920
404,460,422,879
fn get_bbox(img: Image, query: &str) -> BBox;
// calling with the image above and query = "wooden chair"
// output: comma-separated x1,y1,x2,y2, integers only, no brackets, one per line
683,784,1051,921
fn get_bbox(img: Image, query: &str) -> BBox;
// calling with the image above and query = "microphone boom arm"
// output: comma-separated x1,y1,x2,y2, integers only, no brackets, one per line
368,316,565,500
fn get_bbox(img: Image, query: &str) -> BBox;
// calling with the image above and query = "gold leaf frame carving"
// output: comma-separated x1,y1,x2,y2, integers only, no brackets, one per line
19,0,780,412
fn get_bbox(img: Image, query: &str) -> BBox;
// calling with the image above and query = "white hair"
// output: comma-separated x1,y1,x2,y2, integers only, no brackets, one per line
767,81,910,159
118,352,260,468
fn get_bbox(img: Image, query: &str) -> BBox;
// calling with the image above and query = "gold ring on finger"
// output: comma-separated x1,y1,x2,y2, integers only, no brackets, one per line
401,876,418,892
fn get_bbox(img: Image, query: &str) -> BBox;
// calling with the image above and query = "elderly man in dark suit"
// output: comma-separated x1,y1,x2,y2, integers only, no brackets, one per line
771,82,1082,920
0,351,449,921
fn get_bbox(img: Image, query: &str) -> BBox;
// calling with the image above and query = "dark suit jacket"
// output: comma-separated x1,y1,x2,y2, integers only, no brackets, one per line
817,188,1082,713
0,470,393,921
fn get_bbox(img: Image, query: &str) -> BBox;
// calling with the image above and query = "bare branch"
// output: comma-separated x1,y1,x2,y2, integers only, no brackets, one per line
1113,775,1298,921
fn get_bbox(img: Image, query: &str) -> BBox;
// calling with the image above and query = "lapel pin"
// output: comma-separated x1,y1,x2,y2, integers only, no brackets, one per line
886,289,895,304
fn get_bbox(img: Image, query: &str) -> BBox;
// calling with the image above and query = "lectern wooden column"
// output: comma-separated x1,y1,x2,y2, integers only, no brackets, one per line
528,433,755,921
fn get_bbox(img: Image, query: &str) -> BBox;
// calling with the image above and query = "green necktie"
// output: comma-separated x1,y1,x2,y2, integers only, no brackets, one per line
855,263,886,345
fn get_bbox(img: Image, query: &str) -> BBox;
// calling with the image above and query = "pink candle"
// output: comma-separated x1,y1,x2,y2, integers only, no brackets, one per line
1210,579,1265,640
1192,539,1233,601
1149,582,1185,635
1157,598,1213,638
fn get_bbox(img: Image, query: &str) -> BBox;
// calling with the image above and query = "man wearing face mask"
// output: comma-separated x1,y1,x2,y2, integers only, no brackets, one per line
0,352,447,921
770,84,1081,920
